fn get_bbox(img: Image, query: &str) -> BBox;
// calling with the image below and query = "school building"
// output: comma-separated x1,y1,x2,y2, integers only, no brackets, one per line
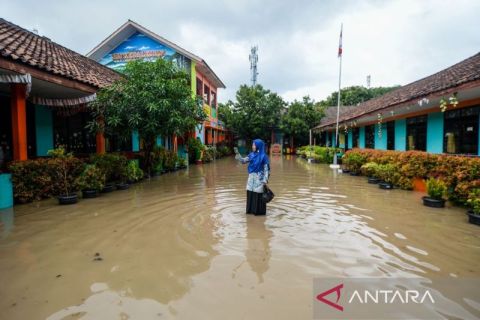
0,18,123,164
315,52,480,156
86,20,228,154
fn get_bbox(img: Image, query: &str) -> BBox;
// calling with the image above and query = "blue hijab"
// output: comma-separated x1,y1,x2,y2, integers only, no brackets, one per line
247,139,270,173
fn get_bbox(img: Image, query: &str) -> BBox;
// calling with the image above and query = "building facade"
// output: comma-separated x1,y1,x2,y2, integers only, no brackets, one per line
87,20,227,155
0,18,122,167
315,53,480,156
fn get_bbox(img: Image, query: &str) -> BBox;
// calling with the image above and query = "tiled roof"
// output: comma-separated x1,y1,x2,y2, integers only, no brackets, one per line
0,18,122,88
316,52,480,129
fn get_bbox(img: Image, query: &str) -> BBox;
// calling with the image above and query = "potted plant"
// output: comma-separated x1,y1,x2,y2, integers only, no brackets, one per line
177,157,187,169
115,155,130,190
467,189,480,225
377,164,399,190
48,148,81,205
76,164,105,199
422,177,447,208
361,162,381,184
343,152,367,176
91,153,117,193
125,160,144,183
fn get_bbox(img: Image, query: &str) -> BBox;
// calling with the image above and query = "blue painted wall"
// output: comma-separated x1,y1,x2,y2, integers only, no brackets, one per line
0,174,13,209
348,131,353,149
35,105,53,156
395,119,406,151
427,112,444,154
132,131,140,152
359,127,365,148
156,136,163,147
374,123,387,150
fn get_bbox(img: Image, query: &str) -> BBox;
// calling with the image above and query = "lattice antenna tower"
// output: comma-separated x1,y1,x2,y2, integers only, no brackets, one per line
249,46,258,86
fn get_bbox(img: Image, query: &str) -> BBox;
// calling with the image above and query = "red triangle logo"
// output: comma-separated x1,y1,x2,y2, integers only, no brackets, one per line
316,283,344,311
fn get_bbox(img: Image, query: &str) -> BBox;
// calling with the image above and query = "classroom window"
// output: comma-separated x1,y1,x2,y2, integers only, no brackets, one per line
387,121,395,150
444,105,479,155
352,127,359,148
406,115,427,151
365,125,375,149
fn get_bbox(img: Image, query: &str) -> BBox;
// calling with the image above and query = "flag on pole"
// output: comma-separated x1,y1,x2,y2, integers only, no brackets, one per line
338,24,343,58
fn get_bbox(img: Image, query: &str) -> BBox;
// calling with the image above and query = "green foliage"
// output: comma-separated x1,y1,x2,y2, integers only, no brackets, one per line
90,153,128,183
88,59,206,174
186,137,205,163
202,146,216,162
319,85,400,107
8,156,83,202
376,163,401,185
342,152,368,174
426,178,447,200
467,189,480,215
126,161,144,182
280,96,324,146
361,162,380,178
76,164,105,191
296,146,340,163
221,84,286,142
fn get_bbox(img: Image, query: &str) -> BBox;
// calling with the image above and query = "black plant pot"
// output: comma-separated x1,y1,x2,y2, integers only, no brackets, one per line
101,184,115,193
349,172,360,176
368,177,381,184
58,194,78,205
116,183,130,190
467,211,480,226
82,189,98,199
379,182,393,190
422,196,445,208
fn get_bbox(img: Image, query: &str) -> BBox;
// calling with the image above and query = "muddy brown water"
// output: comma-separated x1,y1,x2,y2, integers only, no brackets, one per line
0,156,479,319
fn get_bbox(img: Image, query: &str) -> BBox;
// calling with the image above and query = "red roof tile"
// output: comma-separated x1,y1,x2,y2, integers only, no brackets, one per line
0,18,122,88
316,52,480,129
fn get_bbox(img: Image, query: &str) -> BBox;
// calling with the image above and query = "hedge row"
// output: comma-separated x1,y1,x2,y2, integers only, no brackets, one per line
342,148,480,205
296,146,342,164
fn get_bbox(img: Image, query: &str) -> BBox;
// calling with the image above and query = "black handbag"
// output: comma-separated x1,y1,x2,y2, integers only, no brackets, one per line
262,184,275,203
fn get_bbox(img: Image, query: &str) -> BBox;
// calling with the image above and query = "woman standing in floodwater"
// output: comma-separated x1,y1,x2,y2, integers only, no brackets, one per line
237,139,270,215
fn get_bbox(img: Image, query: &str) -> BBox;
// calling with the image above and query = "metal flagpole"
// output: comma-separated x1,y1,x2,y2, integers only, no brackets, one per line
330,23,343,169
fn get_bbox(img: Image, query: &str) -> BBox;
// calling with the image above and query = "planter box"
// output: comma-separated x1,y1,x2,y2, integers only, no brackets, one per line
101,184,115,193
368,177,381,184
58,194,78,205
116,183,130,190
422,196,445,208
467,210,480,226
82,189,98,199
379,182,393,190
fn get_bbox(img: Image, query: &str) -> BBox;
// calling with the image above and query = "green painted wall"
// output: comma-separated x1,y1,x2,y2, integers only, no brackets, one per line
374,123,387,150
191,61,197,98
427,112,444,154
132,131,140,152
35,105,53,156
359,127,365,148
395,119,407,151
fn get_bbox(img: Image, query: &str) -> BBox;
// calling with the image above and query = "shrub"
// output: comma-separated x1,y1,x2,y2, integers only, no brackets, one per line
361,162,380,178
426,177,447,200
377,163,401,185
90,153,128,183
203,146,216,162
187,138,204,163
76,164,105,191
8,150,83,203
126,161,144,182
343,151,368,173
467,189,480,215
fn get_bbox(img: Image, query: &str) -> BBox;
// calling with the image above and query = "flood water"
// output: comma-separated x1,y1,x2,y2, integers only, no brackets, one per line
0,156,479,319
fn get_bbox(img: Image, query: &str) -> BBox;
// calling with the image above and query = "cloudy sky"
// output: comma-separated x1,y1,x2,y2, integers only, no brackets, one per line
2,0,479,103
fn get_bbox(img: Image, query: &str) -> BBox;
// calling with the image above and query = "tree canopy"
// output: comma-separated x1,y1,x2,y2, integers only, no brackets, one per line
319,85,400,107
89,58,205,172
218,84,286,143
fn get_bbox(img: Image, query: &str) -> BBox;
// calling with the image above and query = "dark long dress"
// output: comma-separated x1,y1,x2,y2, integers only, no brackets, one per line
246,190,266,215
